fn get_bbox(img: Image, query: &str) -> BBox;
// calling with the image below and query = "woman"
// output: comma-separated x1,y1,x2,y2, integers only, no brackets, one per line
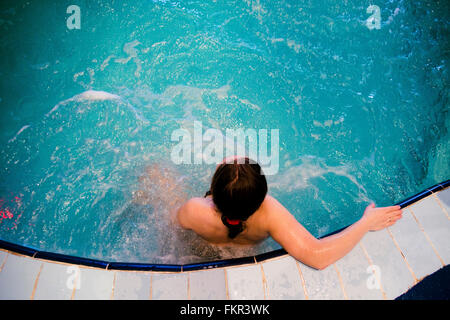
177,156,403,270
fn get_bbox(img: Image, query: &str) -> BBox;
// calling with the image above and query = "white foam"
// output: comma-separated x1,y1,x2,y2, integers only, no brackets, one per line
8,125,31,143
268,156,369,202
46,90,122,116
100,55,115,71
77,90,121,101
31,62,50,70
114,40,142,77
45,90,148,124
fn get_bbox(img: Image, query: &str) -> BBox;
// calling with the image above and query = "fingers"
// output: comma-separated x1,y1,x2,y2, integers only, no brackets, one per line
383,205,401,211
367,204,400,212
388,209,403,216
386,215,402,227
385,211,403,227
376,206,401,215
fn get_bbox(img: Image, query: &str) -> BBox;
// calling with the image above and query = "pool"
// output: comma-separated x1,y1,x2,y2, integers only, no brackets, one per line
0,0,448,264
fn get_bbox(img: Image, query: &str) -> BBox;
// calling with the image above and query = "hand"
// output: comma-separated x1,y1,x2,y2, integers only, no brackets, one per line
362,203,403,231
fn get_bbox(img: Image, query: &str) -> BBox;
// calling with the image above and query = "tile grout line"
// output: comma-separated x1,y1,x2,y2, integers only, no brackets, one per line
0,253,8,273
224,268,229,300
332,263,348,300
409,207,445,267
359,242,387,300
149,273,153,300
294,260,309,300
432,194,450,219
386,227,418,284
187,272,190,300
30,262,43,300
259,263,269,300
110,271,116,300
70,267,79,300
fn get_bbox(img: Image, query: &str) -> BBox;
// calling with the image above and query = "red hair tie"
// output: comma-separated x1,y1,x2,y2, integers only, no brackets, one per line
225,217,241,225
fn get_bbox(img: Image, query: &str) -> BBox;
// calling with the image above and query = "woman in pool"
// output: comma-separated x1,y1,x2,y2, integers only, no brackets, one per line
177,156,403,270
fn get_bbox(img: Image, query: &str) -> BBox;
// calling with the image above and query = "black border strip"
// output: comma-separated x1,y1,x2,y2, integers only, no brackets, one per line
33,251,109,269
0,180,448,271
107,262,182,272
183,255,255,271
0,239,38,257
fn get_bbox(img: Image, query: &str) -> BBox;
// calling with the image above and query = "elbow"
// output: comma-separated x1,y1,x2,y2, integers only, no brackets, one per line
290,250,330,270
310,261,329,271
303,256,328,270
306,246,331,271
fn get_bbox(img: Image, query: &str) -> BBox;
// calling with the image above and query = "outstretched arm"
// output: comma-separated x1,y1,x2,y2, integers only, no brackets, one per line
265,196,402,270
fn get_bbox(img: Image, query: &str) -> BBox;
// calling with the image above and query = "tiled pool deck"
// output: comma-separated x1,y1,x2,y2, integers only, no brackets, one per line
0,181,449,300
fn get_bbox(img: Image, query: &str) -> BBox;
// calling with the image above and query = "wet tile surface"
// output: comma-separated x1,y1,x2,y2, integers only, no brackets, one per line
189,268,227,300
113,271,151,300
435,188,450,215
389,207,442,280
226,264,265,300
0,254,41,300
152,273,188,300
361,229,415,299
260,256,305,300
72,267,114,300
334,244,384,300
33,261,74,300
300,263,346,300
409,196,450,264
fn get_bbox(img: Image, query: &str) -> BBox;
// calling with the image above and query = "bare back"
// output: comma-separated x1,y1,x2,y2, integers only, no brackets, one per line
177,194,271,245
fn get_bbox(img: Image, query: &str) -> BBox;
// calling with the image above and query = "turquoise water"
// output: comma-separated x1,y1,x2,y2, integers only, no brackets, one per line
0,0,448,263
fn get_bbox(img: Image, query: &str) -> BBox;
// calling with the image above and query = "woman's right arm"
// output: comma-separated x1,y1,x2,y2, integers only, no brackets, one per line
265,196,402,270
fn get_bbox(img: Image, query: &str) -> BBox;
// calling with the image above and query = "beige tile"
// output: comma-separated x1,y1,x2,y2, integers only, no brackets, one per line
389,208,442,280
0,254,42,300
335,244,384,299
226,264,265,300
189,268,227,300
113,271,151,300
298,263,346,300
362,229,415,299
409,196,450,264
151,273,188,300
261,256,305,300
435,188,450,215
72,267,114,300
33,261,74,300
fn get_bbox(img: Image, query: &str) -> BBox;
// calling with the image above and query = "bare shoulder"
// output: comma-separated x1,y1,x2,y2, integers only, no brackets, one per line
258,194,298,231
253,195,281,228
260,194,287,217
177,197,210,229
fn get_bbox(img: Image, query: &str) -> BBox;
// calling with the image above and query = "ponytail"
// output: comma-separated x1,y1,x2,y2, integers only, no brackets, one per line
221,215,244,239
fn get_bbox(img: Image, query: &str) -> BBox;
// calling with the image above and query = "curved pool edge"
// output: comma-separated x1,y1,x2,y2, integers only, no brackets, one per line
0,179,449,299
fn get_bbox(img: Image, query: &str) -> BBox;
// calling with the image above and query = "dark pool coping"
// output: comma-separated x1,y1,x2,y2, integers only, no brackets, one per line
1,179,448,272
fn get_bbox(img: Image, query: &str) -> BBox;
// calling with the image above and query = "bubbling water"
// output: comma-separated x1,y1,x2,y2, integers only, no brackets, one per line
0,0,448,263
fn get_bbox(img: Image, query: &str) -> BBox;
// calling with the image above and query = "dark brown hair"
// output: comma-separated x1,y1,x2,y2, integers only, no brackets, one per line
209,157,267,239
